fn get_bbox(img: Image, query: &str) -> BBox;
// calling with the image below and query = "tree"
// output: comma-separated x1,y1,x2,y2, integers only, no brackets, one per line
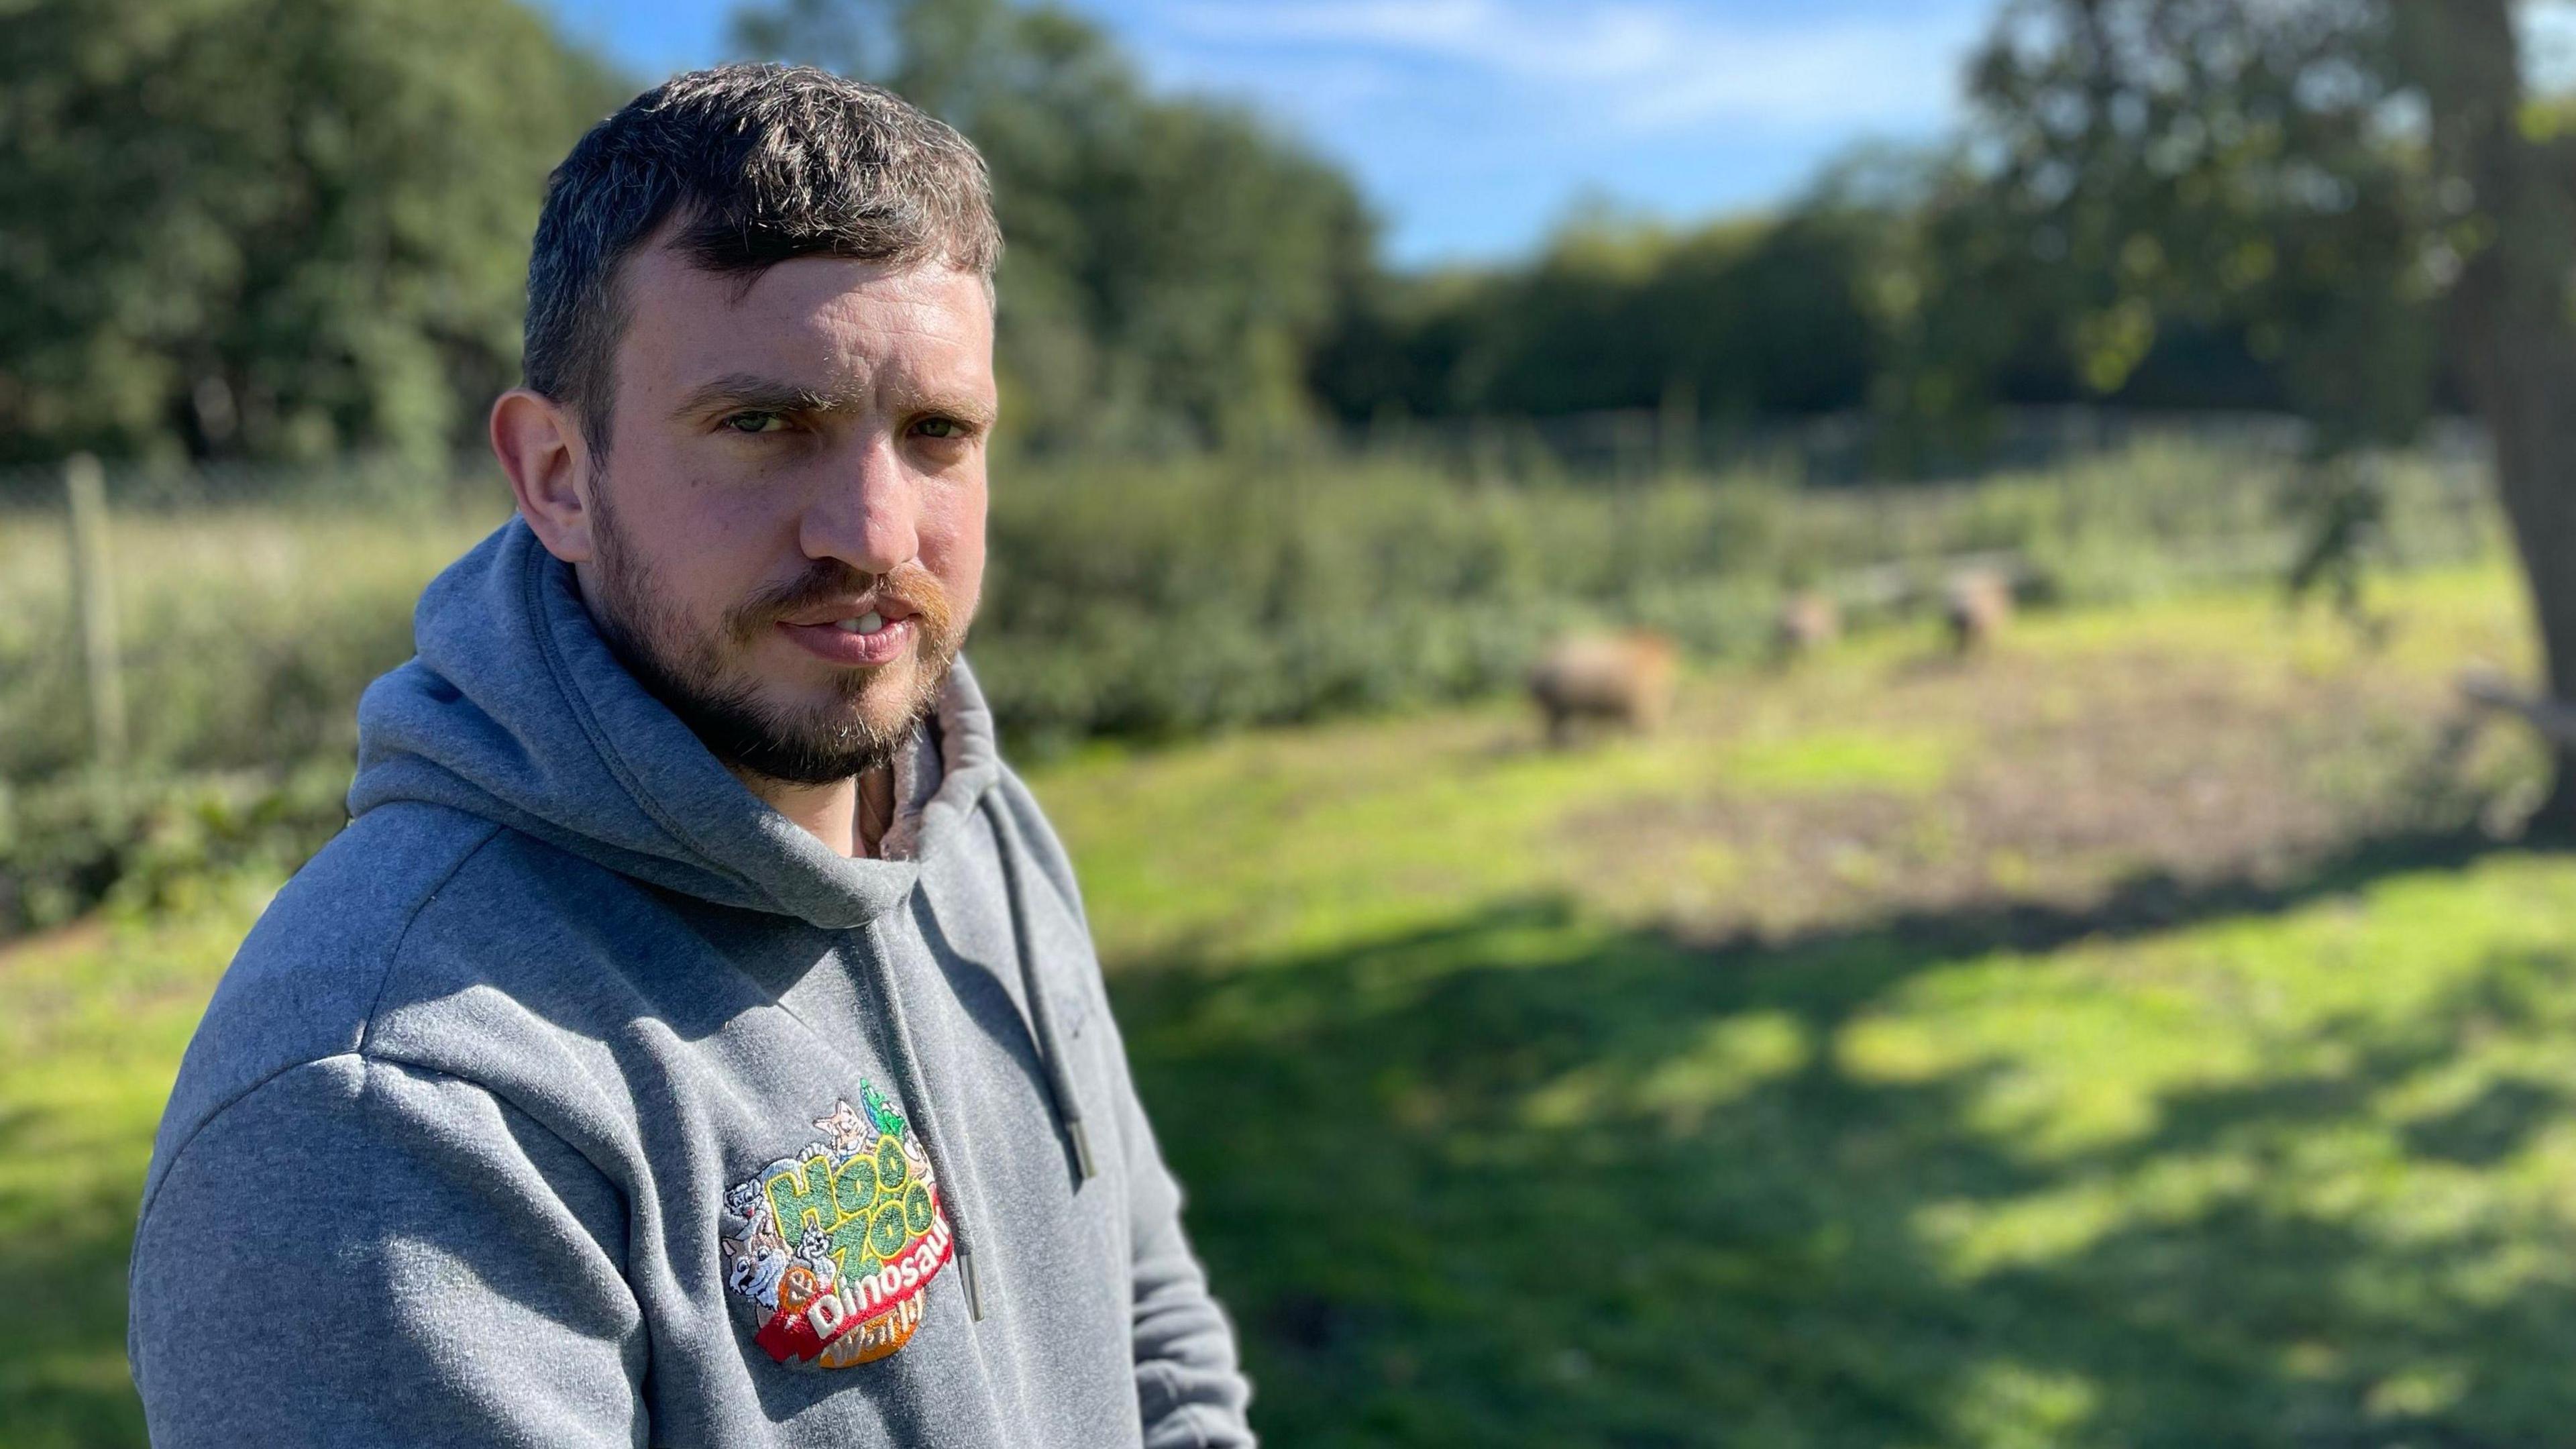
1308,203,1884,431
731,0,1374,453
1951,0,2576,824
0,0,621,466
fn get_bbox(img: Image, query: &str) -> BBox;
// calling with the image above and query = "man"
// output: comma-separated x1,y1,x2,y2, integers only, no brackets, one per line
127,64,1254,1448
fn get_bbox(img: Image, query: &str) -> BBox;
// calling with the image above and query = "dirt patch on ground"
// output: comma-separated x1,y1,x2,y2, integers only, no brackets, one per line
1561,634,2515,941
0,916,106,974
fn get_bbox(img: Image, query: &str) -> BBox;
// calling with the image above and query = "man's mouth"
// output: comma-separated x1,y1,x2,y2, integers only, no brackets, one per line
773,596,926,668
777,596,921,633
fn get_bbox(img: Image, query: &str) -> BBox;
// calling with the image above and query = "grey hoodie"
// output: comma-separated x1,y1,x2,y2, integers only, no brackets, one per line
127,519,1254,1448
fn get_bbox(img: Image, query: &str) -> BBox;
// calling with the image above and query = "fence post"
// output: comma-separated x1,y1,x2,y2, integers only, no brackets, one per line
64,453,126,775
1659,377,1697,478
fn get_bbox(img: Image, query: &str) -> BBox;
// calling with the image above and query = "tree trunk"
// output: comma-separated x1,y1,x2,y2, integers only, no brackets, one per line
2416,0,2576,834
2482,380,2576,836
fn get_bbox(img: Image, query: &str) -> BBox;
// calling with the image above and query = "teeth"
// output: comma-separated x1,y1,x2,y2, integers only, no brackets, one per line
831,611,889,635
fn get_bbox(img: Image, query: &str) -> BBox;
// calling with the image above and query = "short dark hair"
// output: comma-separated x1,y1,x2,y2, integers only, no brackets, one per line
523,64,1001,452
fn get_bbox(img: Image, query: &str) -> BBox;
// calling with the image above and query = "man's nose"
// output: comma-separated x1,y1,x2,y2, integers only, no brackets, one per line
800,433,920,578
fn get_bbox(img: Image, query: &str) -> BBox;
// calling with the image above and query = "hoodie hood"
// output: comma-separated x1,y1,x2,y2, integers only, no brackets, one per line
350,517,1002,930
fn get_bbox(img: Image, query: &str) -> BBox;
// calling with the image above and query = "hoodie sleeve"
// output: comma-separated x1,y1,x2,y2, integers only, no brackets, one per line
1110,1051,1258,1449
129,1054,645,1448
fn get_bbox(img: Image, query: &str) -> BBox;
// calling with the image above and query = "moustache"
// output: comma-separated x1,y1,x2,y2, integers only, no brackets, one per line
729,559,958,645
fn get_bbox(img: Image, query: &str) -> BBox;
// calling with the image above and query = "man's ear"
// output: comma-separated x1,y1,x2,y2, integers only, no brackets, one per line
491,388,596,563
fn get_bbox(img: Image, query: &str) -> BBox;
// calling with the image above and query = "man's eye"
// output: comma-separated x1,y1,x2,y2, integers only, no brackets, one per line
720,411,787,435
913,417,966,439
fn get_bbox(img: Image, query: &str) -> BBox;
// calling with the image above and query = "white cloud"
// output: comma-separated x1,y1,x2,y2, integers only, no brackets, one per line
1162,0,1987,136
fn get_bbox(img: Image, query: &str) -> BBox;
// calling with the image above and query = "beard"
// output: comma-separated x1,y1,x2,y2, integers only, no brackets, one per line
585,482,963,787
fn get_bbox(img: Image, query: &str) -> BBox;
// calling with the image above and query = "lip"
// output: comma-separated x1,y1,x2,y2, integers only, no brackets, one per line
777,596,921,629
777,616,916,666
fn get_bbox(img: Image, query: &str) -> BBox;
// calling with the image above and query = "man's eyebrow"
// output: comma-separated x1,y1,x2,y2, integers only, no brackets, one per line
669,373,855,420
902,386,1000,430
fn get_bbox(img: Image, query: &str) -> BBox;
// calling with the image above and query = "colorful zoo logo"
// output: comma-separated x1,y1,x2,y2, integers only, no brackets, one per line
720,1083,953,1370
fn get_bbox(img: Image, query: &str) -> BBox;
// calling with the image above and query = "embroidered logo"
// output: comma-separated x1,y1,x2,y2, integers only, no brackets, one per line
721,1083,953,1369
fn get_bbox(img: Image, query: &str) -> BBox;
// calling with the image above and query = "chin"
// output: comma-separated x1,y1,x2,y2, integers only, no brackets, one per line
838,694,925,742
820,653,947,731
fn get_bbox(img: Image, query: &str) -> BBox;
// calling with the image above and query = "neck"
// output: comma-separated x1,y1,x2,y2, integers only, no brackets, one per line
737,764,896,859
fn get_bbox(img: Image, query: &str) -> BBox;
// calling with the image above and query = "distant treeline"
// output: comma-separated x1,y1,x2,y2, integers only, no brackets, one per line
1310,158,2320,443
0,0,2377,470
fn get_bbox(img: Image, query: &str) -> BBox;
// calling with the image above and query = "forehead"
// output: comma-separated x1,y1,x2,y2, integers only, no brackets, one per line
614,244,994,396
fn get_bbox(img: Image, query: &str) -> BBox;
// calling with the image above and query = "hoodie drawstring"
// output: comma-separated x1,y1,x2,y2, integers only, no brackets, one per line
856,919,991,1322
847,796,1095,1327
980,795,1099,1186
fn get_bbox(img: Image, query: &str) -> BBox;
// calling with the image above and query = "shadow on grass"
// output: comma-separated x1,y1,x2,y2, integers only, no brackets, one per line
7,824,2561,1449
1120,824,2576,1448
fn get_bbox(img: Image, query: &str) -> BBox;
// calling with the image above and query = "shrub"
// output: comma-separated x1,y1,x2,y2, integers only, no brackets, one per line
0,434,2502,928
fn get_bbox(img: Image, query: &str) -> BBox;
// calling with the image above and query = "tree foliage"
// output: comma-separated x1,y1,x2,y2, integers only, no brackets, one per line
1310,201,1885,427
0,0,622,464
731,0,1374,453
1946,0,2576,822
1918,0,2451,448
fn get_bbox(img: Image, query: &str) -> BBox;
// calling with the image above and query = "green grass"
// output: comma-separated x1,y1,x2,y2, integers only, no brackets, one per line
0,884,274,1448
9,561,2576,1446
1124,852,2576,1446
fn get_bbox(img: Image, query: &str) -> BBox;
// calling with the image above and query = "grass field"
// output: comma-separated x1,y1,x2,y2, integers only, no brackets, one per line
9,563,2576,1446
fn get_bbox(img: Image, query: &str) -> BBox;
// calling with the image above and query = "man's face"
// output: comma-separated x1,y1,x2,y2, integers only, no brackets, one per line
575,245,996,784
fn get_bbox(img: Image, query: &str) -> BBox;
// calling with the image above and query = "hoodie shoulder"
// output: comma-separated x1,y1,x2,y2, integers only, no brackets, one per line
141,802,506,1212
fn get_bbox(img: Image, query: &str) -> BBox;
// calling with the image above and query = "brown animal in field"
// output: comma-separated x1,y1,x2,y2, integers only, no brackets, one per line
1772,590,1841,663
1528,631,1677,747
1943,568,2014,653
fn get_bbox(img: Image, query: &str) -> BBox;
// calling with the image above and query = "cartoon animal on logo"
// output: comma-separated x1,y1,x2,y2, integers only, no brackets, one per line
861,1083,904,1137
720,1176,794,1307
725,1179,785,1251
722,1235,791,1310
795,1227,842,1289
813,1099,871,1153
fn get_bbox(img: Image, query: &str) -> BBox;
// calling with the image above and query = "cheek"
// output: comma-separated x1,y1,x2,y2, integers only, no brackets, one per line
611,474,798,620
920,481,987,614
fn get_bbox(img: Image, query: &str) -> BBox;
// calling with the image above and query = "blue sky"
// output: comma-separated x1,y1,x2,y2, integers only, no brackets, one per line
536,0,1996,268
